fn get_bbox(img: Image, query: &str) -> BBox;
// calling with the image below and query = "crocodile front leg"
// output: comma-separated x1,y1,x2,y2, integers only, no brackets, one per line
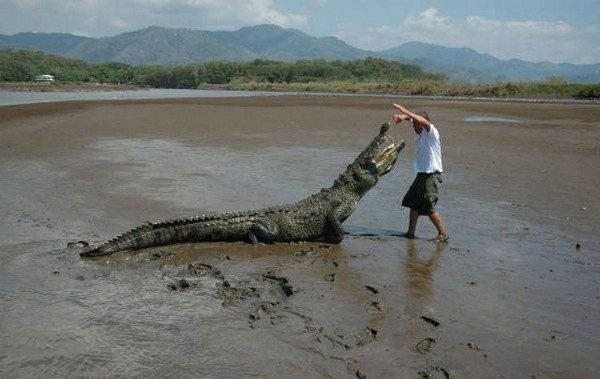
323,202,350,243
248,216,280,244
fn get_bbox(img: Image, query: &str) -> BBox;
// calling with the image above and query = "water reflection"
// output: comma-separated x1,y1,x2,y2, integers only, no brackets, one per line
404,241,446,315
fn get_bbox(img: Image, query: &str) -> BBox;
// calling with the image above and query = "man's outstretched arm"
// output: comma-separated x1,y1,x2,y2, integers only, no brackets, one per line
392,103,431,131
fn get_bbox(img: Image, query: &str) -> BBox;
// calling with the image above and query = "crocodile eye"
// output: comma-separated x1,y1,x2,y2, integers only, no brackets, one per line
362,161,378,175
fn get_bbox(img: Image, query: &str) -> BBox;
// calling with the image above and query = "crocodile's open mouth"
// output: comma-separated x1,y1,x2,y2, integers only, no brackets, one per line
373,140,404,175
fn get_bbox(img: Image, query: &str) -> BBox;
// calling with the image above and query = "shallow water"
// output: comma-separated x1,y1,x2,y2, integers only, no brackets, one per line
0,88,280,106
0,97,598,378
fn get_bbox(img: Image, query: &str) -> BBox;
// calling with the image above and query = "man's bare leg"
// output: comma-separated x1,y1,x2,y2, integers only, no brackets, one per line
405,208,419,238
429,211,449,241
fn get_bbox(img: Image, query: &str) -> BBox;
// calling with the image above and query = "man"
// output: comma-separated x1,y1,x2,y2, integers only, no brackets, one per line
392,103,449,243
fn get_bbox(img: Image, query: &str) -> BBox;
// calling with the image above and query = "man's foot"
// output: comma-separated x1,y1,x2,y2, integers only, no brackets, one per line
402,232,415,239
434,234,449,243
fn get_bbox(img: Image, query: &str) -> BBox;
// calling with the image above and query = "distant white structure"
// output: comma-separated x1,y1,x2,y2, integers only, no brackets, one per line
34,74,55,83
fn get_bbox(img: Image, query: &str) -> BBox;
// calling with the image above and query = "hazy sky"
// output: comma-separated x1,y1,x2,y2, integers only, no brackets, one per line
1,0,599,64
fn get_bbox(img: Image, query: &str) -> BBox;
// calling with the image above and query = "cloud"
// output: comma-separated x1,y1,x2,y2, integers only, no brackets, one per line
109,17,131,29
404,8,452,32
335,7,599,64
1,0,306,36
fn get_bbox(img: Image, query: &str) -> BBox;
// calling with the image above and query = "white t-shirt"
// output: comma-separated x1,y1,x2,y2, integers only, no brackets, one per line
414,123,443,173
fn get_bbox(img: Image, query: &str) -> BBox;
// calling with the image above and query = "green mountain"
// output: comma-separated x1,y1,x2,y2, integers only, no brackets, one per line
65,25,369,64
68,26,257,65
208,24,370,61
0,32,91,55
1,25,599,83
381,41,600,83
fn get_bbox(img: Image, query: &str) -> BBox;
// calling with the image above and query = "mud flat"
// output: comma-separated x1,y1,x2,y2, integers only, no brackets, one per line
0,96,598,378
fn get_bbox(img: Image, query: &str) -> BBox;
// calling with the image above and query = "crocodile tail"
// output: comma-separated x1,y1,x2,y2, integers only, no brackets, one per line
80,221,173,257
80,213,251,257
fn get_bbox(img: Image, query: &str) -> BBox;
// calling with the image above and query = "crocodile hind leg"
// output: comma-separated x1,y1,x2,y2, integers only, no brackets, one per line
248,217,280,244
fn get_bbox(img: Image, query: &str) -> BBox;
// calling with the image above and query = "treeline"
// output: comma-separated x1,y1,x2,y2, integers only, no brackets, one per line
1,49,598,99
0,49,439,86
0,50,136,84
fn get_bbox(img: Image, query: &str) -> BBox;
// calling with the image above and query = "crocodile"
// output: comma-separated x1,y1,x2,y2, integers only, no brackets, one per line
80,122,404,257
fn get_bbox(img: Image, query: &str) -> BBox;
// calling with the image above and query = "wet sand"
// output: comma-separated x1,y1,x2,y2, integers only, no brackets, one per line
1,96,599,378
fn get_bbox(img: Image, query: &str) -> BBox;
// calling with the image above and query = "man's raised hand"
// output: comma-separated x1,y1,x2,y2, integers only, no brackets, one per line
392,113,411,124
392,103,409,114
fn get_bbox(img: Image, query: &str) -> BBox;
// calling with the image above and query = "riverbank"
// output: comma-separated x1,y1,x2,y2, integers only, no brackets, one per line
2,81,599,104
0,96,598,378
0,82,147,92
215,79,600,101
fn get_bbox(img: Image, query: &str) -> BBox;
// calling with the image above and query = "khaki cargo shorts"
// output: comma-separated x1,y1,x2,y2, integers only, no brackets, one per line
401,172,442,216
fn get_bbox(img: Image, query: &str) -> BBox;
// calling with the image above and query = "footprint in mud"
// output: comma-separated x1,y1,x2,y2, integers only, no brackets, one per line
217,280,259,305
293,246,317,262
421,315,441,327
415,337,437,354
365,285,378,294
418,365,451,379
166,277,195,291
244,272,297,326
466,342,480,350
248,300,295,326
184,262,224,280
304,322,378,352
307,327,351,350
164,261,225,291
166,263,295,326
322,257,339,269
367,300,384,313
347,359,368,379
261,272,294,297
166,260,305,329
353,327,378,347
149,250,175,261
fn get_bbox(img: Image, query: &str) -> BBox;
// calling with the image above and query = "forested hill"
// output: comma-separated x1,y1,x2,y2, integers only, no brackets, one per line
0,49,439,86
2,25,599,83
